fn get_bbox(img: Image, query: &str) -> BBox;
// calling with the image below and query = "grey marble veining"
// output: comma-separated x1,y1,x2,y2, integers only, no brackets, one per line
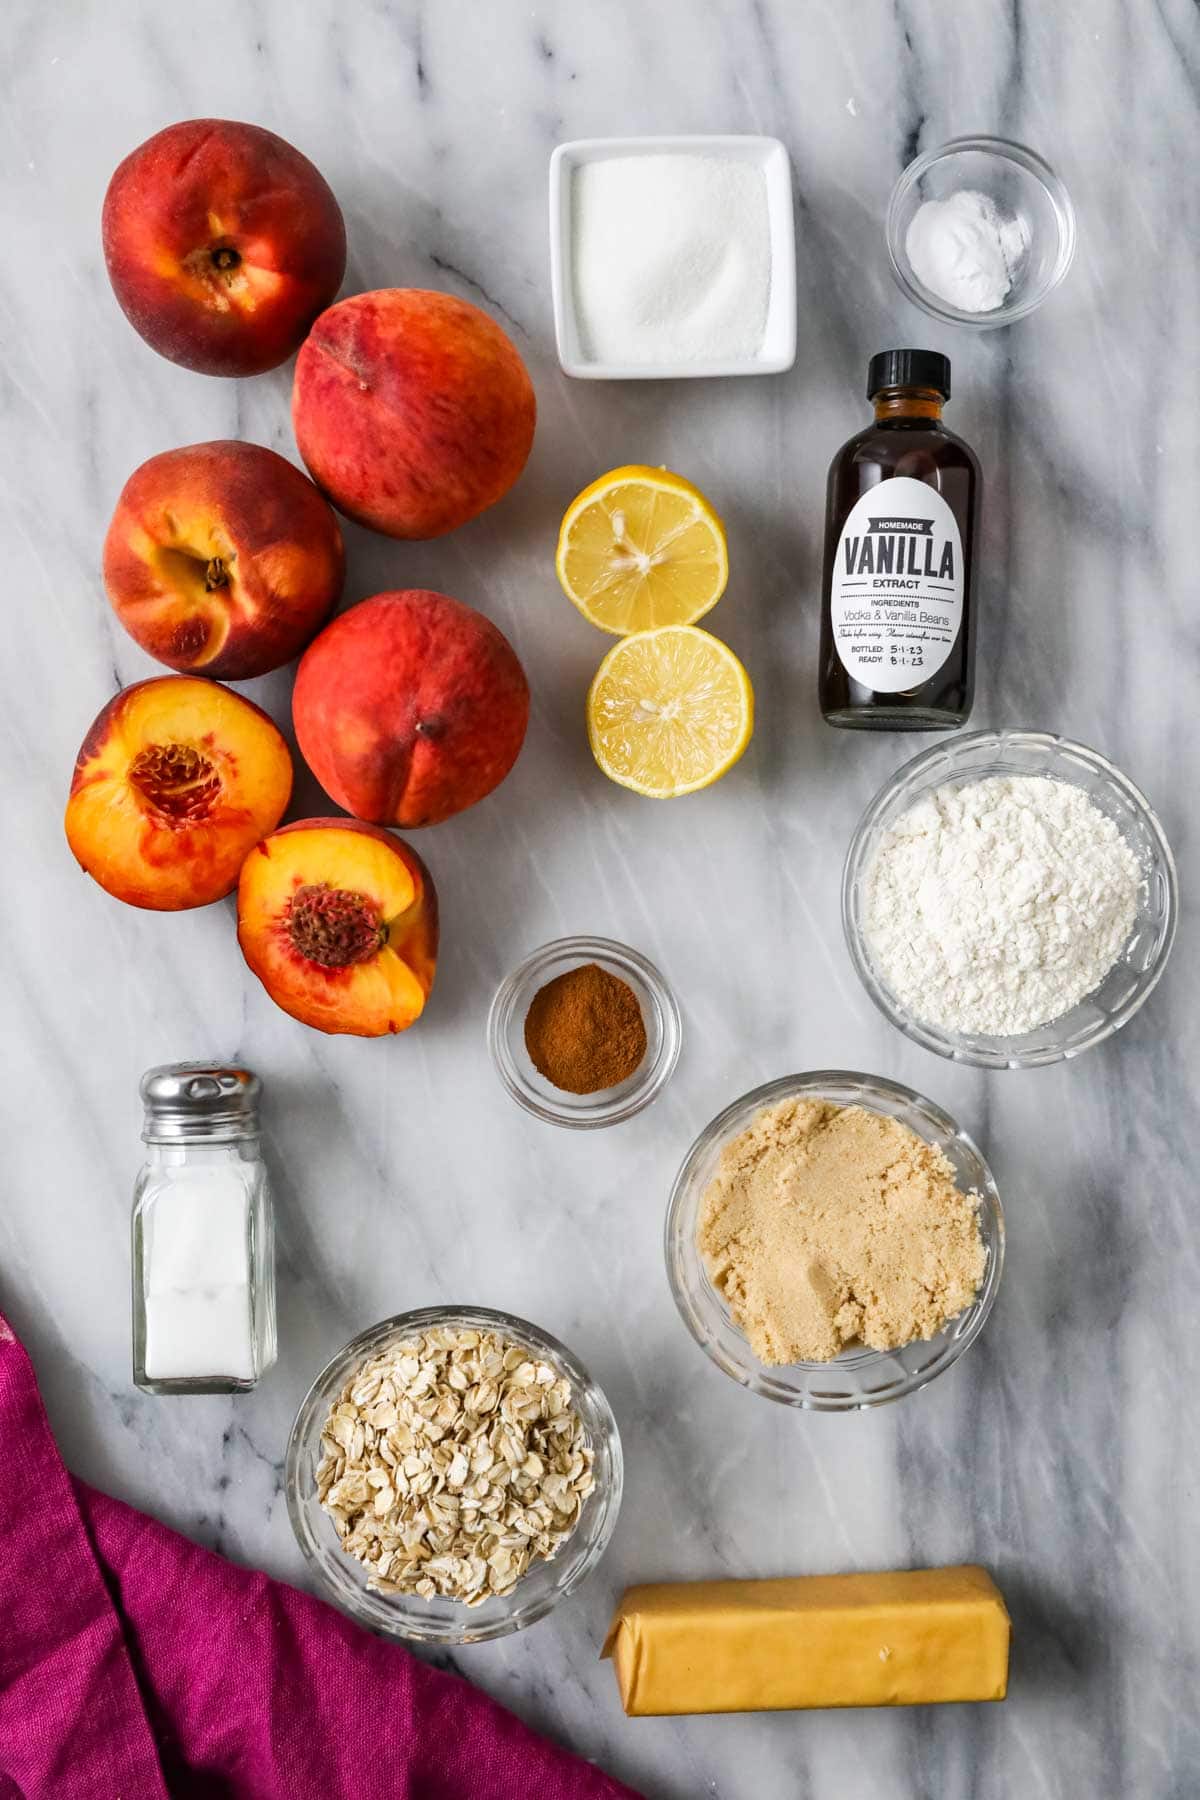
3,2,1199,1796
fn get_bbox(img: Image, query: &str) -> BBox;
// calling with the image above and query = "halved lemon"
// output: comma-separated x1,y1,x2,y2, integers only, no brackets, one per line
587,625,754,798
556,465,728,635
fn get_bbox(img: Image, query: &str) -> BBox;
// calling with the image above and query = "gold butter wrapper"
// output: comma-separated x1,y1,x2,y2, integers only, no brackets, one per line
602,1566,1010,1717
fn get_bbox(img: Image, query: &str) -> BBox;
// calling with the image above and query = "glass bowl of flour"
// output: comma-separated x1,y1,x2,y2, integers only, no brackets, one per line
843,730,1177,1069
886,137,1076,327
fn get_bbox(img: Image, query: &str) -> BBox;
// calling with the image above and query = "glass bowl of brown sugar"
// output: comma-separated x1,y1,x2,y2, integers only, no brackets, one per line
487,935,681,1128
665,1071,1004,1411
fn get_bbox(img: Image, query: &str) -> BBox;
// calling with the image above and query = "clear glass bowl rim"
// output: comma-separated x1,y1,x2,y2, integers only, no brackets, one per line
842,728,1179,1069
285,1303,624,1643
486,934,682,1128
886,134,1077,328
664,1069,1005,1412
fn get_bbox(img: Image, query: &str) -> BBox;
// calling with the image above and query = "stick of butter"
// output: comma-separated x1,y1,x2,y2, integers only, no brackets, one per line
602,1566,1010,1715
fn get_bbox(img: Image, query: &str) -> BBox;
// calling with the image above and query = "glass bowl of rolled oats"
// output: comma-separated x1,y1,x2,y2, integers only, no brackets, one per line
285,1306,623,1643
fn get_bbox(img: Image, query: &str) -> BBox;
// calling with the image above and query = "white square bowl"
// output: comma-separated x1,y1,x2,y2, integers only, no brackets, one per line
549,135,797,380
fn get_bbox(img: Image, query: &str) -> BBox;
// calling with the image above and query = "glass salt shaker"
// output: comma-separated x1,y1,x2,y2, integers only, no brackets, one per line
132,1063,277,1395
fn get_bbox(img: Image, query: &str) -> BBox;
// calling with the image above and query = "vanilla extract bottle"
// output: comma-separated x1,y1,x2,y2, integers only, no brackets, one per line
819,350,980,729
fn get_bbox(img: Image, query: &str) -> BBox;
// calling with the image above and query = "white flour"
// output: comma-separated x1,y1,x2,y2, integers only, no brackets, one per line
863,776,1142,1037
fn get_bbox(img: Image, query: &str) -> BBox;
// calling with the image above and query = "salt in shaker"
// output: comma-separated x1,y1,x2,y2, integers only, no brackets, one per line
132,1063,277,1394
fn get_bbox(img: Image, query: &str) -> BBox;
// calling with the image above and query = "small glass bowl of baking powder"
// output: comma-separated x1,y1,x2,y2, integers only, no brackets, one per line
887,137,1076,327
488,935,681,1128
843,730,1178,1069
286,1305,623,1644
665,1071,1004,1411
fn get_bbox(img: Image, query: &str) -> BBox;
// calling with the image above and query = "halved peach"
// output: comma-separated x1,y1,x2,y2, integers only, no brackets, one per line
65,676,292,911
237,819,437,1036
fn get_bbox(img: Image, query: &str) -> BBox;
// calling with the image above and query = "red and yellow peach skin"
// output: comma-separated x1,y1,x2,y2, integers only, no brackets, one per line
292,289,536,539
103,441,344,679
102,119,346,377
292,589,530,828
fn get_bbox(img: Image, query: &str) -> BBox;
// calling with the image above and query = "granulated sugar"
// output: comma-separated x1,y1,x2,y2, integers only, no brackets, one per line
864,775,1142,1038
571,154,771,365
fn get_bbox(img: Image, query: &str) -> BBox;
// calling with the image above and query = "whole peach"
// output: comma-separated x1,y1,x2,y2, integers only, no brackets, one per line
102,119,346,376
293,589,530,827
292,289,536,539
103,441,344,679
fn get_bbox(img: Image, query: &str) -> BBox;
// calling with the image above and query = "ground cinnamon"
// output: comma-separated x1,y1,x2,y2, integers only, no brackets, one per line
524,962,647,1095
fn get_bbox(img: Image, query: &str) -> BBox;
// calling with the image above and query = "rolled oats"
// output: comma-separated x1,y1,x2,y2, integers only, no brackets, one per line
316,1326,596,1606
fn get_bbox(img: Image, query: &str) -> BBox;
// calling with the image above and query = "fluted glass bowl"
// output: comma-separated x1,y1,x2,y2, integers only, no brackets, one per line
665,1072,1004,1411
286,1306,623,1643
843,730,1177,1069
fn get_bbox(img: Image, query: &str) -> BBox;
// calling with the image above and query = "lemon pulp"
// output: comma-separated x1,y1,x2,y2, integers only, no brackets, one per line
557,465,728,635
587,625,753,798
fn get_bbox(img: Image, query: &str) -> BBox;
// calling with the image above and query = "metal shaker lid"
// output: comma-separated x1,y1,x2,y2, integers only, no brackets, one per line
140,1063,262,1141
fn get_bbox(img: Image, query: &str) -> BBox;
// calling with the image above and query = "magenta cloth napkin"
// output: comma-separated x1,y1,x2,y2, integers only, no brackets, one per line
0,1312,641,1800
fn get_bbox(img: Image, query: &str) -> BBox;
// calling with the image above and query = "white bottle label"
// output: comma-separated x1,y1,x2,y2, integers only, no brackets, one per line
830,476,964,693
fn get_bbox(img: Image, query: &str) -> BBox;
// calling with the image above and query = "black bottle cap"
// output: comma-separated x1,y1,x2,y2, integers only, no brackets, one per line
868,349,950,400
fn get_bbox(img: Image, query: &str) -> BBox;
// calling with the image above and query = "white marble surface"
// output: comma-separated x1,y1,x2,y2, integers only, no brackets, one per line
4,3,1199,1795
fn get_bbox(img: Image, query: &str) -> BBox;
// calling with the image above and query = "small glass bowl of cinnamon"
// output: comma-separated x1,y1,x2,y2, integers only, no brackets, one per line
487,935,681,1128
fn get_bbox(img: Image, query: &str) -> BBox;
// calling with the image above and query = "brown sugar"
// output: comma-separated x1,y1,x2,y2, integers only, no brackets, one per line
697,1098,986,1365
524,962,647,1095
